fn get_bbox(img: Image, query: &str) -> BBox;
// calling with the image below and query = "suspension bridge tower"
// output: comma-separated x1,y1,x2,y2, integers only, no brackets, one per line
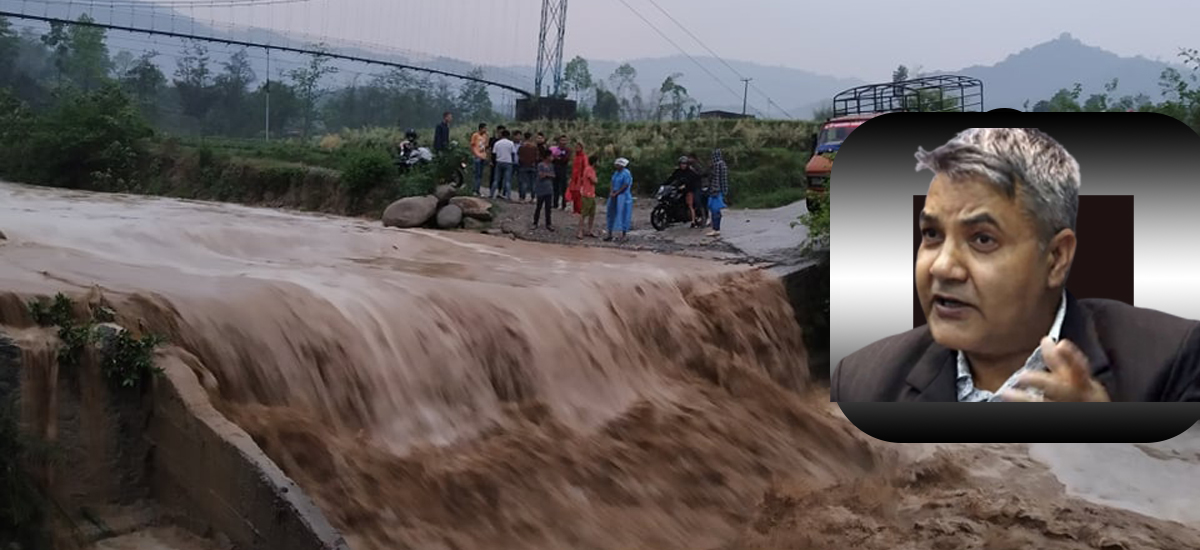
520,0,576,121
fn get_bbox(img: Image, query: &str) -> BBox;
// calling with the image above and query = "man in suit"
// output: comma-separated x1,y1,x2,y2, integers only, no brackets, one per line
832,127,1200,402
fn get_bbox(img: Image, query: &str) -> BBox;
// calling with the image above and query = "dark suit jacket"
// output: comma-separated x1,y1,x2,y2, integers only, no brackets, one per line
831,293,1200,402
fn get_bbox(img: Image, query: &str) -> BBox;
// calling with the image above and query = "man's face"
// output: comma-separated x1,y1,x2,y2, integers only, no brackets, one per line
915,173,1054,355
558,137,567,146
445,114,452,124
537,135,545,144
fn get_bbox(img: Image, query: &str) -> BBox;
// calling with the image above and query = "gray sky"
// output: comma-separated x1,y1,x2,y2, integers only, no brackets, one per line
183,0,1199,80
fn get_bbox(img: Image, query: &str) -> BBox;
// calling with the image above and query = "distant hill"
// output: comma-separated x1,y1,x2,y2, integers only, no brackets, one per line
947,33,1186,109
497,56,865,120
2,1,1190,117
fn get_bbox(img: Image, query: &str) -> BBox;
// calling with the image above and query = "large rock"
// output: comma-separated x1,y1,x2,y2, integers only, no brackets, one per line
382,196,439,228
449,196,494,221
433,184,457,206
91,323,127,356
463,217,488,231
435,205,464,229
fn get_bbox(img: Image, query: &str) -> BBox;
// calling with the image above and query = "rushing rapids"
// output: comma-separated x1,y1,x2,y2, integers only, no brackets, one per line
5,182,1200,550
0,182,878,550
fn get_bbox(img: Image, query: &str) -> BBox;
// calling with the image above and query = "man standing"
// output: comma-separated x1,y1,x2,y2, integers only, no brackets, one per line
517,131,539,203
470,124,489,196
433,111,452,153
832,127,1200,402
489,125,507,192
706,149,729,237
491,130,516,200
552,135,572,209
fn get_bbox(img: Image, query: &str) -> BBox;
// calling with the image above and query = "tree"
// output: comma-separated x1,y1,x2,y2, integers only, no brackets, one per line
213,49,257,136
457,68,493,123
892,64,909,83
64,14,111,91
811,101,834,121
609,63,642,120
655,73,694,121
111,50,135,78
120,51,166,121
0,16,18,78
593,83,620,121
563,56,593,102
288,43,339,138
173,40,216,132
40,21,71,84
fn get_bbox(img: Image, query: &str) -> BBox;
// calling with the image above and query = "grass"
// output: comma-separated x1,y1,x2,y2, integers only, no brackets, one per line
734,187,808,209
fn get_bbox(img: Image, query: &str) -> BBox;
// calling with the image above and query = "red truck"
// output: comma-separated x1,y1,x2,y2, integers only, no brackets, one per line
803,75,985,214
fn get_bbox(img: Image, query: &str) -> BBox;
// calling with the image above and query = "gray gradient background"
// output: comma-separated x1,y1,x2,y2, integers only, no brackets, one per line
830,114,1200,373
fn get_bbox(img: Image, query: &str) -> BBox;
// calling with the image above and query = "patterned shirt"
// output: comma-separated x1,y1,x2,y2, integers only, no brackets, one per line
956,291,1067,402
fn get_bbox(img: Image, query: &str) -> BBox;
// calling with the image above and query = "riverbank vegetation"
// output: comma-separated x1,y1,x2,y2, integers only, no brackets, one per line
0,14,819,215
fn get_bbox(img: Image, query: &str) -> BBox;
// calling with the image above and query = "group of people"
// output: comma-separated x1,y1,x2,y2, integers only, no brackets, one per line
458,118,729,242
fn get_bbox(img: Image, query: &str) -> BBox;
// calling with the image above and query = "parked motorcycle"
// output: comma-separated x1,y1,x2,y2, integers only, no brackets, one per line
393,130,466,186
650,181,707,231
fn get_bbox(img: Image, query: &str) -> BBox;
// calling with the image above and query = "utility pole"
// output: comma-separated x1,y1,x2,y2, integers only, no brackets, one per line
741,78,752,116
265,48,271,141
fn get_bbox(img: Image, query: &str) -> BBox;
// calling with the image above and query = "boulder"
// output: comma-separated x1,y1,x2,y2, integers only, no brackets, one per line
0,229,6,240
449,196,494,221
382,196,439,228
435,205,464,229
463,217,488,231
90,323,127,356
433,184,457,206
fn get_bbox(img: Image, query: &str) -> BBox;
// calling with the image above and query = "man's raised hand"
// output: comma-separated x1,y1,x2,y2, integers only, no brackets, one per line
1000,337,1111,402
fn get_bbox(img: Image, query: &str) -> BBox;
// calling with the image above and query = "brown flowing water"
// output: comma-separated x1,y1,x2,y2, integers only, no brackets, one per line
6,182,1199,550
0,182,880,550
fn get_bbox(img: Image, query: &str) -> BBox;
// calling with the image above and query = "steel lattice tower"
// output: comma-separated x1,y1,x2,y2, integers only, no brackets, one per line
535,0,568,98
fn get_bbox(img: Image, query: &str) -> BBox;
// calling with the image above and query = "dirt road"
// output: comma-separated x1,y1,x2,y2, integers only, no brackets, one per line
485,195,811,268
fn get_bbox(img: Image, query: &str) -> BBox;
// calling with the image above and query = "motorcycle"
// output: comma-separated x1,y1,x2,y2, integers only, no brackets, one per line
650,181,707,231
393,141,466,187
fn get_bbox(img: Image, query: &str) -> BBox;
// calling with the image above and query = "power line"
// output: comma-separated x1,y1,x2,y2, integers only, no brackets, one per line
609,0,746,108
642,0,793,119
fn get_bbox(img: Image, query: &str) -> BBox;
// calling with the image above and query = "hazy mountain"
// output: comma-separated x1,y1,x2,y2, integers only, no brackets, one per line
946,33,1187,109
3,0,1191,117
497,56,865,119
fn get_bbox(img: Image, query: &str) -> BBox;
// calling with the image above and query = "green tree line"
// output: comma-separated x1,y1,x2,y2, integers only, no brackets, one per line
1023,49,1200,132
0,14,498,139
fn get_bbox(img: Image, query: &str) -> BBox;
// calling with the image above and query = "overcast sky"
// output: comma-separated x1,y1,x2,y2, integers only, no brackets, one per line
177,0,1199,80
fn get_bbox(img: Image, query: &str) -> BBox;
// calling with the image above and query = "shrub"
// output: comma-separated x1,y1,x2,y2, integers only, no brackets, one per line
339,147,394,197
20,84,154,190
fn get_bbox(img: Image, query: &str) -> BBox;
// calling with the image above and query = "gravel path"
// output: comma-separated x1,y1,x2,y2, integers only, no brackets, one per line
478,193,788,266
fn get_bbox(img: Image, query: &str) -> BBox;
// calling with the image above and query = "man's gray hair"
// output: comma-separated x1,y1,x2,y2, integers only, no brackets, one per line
915,128,1081,244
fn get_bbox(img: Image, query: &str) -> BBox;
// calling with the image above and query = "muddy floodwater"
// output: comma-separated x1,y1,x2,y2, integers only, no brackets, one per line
2,181,1198,550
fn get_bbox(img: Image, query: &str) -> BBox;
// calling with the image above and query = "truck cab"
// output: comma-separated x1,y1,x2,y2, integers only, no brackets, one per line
804,114,877,213
802,74,985,215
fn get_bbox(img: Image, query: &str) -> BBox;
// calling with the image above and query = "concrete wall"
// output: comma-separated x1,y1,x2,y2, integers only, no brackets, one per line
149,351,352,550
775,257,831,383
1,322,352,550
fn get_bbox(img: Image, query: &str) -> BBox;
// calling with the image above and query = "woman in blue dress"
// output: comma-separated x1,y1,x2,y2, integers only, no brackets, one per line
605,157,634,242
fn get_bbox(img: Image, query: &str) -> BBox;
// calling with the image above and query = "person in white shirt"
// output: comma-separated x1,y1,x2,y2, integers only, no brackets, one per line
491,130,516,200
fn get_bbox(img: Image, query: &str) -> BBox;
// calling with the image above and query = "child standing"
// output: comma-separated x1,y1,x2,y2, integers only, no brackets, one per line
576,154,598,239
533,150,556,231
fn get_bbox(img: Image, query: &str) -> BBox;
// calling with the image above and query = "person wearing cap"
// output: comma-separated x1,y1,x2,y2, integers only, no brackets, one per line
665,155,702,227
605,157,634,242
